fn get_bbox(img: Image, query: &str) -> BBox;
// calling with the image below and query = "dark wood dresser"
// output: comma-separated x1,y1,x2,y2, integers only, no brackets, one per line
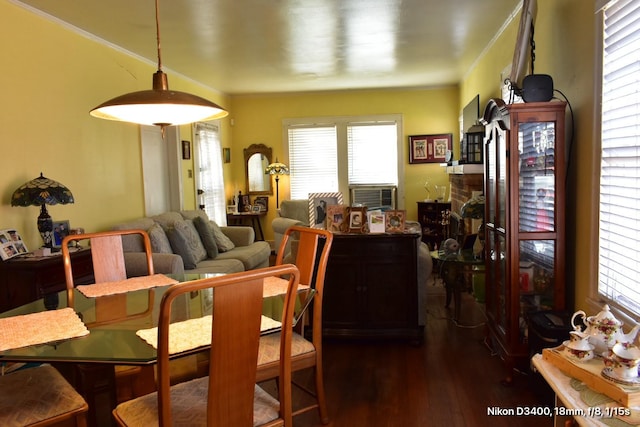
322,232,423,343
0,248,93,311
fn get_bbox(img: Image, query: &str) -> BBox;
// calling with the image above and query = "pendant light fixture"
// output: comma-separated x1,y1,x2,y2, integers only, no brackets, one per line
90,0,228,127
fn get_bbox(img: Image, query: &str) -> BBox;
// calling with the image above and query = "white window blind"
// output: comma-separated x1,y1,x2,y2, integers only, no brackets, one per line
598,0,640,315
195,122,227,225
347,122,398,185
288,125,338,199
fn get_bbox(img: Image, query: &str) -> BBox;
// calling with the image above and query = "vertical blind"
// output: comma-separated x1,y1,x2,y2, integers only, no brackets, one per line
347,122,398,185
196,122,227,225
288,125,338,199
598,0,640,315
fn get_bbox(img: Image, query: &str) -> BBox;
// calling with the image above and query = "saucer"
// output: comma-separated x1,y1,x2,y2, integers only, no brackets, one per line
602,367,640,388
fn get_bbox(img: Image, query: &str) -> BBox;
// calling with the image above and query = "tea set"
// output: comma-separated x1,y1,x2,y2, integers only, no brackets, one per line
566,304,640,386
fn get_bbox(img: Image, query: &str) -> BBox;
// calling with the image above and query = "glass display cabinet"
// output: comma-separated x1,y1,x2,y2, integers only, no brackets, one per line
481,99,567,384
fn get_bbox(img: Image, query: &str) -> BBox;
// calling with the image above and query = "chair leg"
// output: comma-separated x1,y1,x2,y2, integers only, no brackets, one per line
314,354,330,424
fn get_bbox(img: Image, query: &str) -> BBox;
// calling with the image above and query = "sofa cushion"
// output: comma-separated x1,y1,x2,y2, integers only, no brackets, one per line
111,218,157,252
215,241,271,271
210,221,235,252
166,220,207,269
192,216,218,259
152,212,184,230
185,258,245,274
148,223,173,254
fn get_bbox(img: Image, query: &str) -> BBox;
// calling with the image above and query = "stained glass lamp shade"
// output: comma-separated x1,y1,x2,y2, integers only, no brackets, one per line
11,173,74,248
265,159,289,208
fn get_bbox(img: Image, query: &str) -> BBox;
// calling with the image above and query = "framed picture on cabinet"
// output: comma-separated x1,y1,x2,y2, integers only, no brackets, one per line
345,206,367,233
309,192,343,229
326,205,345,232
253,196,268,212
52,220,71,248
408,134,452,164
385,210,406,233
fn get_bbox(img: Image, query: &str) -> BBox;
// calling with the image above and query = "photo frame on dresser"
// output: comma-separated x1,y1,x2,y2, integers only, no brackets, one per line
385,210,406,233
345,206,368,233
326,205,345,232
309,192,343,229
52,220,70,248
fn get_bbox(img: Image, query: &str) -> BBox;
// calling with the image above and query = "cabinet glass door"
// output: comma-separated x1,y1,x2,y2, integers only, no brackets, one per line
518,121,556,232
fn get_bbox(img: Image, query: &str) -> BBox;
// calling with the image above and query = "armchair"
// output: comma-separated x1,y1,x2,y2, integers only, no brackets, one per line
272,199,310,256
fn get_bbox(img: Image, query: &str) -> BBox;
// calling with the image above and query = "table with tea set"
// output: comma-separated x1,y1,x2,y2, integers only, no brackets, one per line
532,304,640,427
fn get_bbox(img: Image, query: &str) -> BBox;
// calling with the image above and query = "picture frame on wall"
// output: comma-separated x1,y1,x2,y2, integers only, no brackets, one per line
408,133,453,164
52,220,71,248
309,192,343,229
182,140,191,160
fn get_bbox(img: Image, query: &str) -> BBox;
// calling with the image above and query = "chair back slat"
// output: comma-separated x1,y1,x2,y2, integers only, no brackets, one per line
156,264,299,427
90,235,127,283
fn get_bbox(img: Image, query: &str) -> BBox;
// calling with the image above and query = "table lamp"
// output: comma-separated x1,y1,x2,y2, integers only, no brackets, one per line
11,173,75,249
461,194,485,257
265,159,289,208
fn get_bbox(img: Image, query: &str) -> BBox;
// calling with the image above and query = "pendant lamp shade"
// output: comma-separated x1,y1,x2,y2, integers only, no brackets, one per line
90,0,228,127
90,71,228,127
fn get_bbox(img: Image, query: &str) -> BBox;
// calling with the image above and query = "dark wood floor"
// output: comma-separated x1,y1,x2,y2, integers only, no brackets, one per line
285,282,556,427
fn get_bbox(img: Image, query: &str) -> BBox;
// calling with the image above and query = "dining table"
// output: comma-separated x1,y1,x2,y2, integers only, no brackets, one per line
0,272,312,427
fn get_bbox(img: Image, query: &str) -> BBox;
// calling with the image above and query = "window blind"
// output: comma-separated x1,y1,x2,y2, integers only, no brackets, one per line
347,122,398,185
598,0,640,315
288,125,338,199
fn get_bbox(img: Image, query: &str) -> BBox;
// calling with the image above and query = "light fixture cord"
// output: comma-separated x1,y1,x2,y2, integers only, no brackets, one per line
155,0,162,71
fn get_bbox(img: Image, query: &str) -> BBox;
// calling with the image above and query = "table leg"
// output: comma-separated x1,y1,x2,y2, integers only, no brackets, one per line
253,217,265,240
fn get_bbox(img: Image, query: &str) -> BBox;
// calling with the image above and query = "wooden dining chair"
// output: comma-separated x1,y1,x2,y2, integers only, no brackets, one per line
61,229,156,419
112,264,300,427
256,226,334,424
0,364,88,427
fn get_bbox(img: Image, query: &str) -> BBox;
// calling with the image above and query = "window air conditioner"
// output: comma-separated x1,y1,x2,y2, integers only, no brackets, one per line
350,186,397,210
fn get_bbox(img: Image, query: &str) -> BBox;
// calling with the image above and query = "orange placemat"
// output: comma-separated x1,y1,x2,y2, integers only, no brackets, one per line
0,308,89,351
263,276,309,298
136,315,281,354
77,274,178,298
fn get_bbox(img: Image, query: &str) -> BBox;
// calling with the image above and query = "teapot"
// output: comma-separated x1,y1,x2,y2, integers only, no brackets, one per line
571,304,640,354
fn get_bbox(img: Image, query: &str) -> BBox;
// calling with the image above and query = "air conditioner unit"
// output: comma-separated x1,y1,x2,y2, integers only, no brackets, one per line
350,185,397,210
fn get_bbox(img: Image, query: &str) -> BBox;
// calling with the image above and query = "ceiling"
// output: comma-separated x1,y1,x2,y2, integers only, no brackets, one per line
14,0,522,95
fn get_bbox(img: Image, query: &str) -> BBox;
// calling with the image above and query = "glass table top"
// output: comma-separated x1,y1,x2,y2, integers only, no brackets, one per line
0,273,313,365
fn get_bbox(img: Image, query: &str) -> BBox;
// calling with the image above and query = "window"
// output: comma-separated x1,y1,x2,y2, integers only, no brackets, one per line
285,115,402,202
597,0,640,317
194,122,227,225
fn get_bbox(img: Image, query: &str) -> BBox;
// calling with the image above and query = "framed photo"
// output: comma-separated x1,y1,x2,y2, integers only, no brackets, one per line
251,205,261,213
240,195,251,212
367,210,386,234
345,206,367,233
52,220,70,248
222,147,231,164
0,229,28,260
226,205,238,214
408,133,453,164
254,196,268,212
309,192,343,229
326,205,345,232
182,140,191,160
385,210,406,233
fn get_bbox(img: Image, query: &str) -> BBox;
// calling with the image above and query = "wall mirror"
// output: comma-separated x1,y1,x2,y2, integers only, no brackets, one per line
244,143,272,195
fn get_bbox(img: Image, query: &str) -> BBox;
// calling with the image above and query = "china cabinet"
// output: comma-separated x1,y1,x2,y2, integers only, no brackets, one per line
480,99,567,383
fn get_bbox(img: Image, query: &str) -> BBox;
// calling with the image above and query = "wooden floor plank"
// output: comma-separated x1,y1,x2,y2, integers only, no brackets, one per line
291,282,555,427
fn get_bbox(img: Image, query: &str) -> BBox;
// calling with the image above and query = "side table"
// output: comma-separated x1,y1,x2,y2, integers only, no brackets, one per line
226,211,266,241
430,249,484,323
0,247,93,311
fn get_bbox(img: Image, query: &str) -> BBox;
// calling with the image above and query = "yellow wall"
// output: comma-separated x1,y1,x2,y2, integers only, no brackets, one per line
3,0,599,311
460,0,597,309
0,1,229,250
229,87,460,233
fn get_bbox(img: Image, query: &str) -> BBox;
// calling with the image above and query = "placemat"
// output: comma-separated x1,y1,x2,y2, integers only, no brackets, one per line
136,315,282,354
77,274,178,298
263,276,309,298
0,308,89,351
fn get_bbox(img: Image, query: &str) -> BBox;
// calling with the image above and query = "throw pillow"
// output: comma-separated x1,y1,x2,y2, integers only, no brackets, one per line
193,216,218,259
166,220,207,269
147,223,173,253
209,221,235,252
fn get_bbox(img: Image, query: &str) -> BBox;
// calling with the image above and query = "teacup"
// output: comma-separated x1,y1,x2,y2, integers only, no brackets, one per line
564,331,595,361
611,342,640,379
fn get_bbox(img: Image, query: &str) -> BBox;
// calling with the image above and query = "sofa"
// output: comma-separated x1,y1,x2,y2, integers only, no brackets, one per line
273,199,433,325
112,209,271,277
